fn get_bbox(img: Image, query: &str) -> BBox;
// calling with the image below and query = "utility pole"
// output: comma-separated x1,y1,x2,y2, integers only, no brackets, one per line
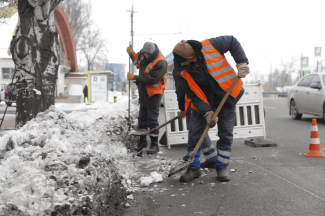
126,5,137,131
127,5,137,73
127,5,137,92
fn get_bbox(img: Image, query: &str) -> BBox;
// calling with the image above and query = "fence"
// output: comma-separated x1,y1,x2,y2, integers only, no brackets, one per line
163,83,266,149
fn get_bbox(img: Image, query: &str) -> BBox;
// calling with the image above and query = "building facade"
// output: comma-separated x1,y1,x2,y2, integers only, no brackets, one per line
105,63,126,92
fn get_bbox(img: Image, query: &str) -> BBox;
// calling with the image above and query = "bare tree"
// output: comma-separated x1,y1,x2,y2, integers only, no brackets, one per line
280,56,297,87
59,0,92,51
0,0,63,127
79,28,107,71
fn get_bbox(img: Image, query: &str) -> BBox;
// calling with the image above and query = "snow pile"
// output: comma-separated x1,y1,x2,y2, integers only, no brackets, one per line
0,99,141,215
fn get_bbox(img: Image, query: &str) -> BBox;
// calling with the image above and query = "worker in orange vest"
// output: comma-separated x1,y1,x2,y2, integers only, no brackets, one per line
172,36,249,182
127,42,167,155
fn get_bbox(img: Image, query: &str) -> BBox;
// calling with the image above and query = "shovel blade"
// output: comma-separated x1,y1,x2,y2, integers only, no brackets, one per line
168,161,191,177
129,130,149,136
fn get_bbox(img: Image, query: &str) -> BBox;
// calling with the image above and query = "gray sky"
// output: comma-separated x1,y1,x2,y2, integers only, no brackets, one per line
91,0,325,81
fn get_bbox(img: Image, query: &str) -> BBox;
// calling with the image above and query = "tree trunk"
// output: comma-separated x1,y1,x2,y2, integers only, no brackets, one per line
11,0,62,128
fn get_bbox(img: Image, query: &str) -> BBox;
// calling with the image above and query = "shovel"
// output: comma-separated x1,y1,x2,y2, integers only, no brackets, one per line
168,76,241,177
129,115,181,136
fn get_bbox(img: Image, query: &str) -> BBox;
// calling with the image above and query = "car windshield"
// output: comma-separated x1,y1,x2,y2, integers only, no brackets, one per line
7,84,15,89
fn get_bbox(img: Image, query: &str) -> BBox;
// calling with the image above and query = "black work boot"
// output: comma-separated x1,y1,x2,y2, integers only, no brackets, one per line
200,160,216,168
147,136,159,154
134,136,147,152
180,168,202,182
216,167,230,182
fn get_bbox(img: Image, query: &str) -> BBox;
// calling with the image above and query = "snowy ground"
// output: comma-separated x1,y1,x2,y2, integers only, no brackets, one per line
0,95,182,215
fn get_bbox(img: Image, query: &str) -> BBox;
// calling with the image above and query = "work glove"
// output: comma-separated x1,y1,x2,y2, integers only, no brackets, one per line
236,63,250,78
127,45,135,55
179,111,185,118
203,111,218,128
127,72,135,80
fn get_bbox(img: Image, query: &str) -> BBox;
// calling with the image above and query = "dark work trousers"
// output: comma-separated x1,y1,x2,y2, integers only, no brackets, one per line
187,92,242,170
138,106,160,137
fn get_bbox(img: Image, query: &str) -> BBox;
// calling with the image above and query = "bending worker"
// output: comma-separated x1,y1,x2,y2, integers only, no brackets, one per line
127,42,167,155
172,36,249,182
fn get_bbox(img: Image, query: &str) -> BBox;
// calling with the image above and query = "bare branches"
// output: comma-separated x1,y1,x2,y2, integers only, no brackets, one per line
280,56,297,87
59,0,107,71
59,0,92,51
79,28,107,71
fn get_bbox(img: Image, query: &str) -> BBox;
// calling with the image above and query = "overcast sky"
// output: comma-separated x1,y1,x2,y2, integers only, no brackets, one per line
91,0,325,80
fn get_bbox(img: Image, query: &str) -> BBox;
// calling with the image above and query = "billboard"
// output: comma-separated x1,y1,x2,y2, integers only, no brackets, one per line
90,74,108,102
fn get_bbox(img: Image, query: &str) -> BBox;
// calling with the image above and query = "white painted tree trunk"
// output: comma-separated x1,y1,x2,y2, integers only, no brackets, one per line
11,0,62,127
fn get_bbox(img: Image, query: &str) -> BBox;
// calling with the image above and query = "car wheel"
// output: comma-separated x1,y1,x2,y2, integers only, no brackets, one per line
290,99,302,120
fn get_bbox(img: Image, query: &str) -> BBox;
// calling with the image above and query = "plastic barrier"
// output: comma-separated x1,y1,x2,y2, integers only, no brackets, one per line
163,83,266,149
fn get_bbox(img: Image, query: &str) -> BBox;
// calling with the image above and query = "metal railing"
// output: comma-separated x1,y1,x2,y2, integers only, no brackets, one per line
262,92,287,98
60,57,71,70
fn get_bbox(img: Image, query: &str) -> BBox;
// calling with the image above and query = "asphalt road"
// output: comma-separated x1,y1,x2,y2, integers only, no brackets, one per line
125,98,325,216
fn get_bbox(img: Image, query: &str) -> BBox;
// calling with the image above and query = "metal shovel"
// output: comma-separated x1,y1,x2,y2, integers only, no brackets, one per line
168,76,241,177
129,115,181,136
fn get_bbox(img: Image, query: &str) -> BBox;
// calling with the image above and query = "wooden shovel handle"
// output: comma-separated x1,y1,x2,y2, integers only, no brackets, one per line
147,115,181,135
189,76,241,159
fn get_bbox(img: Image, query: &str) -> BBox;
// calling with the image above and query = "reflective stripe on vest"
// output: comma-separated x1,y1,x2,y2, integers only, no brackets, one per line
201,39,243,98
144,53,167,97
179,69,209,114
133,53,144,69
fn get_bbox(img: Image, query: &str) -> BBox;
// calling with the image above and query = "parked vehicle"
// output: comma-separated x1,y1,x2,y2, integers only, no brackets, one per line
5,83,17,106
0,84,7,102
287,72,325,120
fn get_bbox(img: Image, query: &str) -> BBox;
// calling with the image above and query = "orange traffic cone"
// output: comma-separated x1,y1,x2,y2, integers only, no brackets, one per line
304,119,325,157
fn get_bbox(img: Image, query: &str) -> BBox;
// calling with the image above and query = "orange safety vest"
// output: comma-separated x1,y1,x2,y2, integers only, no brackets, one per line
201,39,243,98
184,94,191,118
178,70,208,114
144,53,167,97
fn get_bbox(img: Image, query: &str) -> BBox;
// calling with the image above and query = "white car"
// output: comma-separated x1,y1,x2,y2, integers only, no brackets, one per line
287,72,325,120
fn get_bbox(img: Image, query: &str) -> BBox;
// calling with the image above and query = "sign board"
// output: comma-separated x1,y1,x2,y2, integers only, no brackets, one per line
90,74,108,102
301,57,309,67
315,47,322,57
303,70,310,76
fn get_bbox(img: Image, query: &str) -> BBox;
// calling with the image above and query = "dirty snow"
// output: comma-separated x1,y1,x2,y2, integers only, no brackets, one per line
0,94,180,215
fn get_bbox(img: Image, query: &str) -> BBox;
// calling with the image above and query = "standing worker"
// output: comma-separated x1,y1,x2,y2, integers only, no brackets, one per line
172,36,250,182
126,42,168,155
